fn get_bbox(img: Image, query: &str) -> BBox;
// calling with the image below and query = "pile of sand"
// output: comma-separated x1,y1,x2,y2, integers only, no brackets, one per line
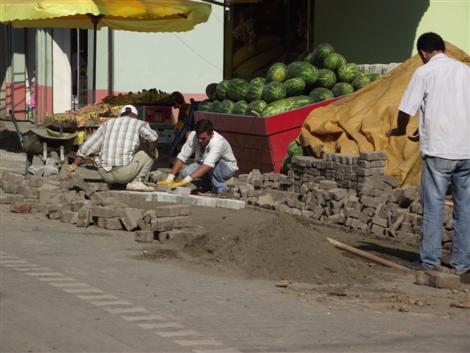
181,213,395,284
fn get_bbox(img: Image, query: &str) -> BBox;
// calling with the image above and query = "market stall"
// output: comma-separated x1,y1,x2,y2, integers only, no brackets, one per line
195,42,382,174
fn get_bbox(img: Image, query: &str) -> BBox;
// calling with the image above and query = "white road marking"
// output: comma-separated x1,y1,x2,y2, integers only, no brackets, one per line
62,288,104,294
174,339,223,347
192,349,241,353
138,322,183,330
0,260,29,264
49,282,90,288
26,272,64,277
105,307,149,314
37,277,76,282
90,300,132,307
2,252,237,352
3,264,40,269
121,314,167,322
2,262,38,267
155,330,203,338
77,294,118,300
14,267,52,272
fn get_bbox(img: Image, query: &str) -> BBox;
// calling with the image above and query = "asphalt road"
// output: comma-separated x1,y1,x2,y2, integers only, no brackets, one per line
1,207,470,353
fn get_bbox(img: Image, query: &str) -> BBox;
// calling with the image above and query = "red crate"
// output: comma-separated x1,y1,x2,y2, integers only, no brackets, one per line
194,97,341,174
137,105,173,124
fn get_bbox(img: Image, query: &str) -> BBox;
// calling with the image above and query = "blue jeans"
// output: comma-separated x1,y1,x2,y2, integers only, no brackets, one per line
421,156,470,272
181,160,235,193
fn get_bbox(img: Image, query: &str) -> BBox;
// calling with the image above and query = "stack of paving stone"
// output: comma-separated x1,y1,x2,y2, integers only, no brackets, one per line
228,152,454,246
0,170,202,243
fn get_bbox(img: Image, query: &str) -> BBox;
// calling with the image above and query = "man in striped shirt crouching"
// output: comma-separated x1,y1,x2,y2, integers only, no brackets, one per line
69,105,158,192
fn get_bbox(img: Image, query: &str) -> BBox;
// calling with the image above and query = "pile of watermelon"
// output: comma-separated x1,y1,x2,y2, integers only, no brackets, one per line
198,43,381,117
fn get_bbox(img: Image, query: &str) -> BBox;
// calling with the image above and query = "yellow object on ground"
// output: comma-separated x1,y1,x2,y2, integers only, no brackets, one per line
0,0,211,32
299,43,470,187
157,180,173,186
171,180,190,189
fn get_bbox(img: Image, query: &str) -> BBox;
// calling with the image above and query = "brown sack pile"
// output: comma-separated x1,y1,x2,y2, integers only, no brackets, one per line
299,43,470,186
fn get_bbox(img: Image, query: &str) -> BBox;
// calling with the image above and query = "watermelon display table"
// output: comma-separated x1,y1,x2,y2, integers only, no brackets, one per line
194,97,341,174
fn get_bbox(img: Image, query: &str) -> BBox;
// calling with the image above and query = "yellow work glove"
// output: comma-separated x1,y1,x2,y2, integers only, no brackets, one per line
171,176,193,189
157,174,175,186
68,164,78,173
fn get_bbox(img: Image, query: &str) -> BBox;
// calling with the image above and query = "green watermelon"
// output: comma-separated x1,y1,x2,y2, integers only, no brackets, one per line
227,79,249,101
248,100,267,116
266,62,288,82
220,99,235,114
232,100,249,115
337,63,360,83
323,53,346,71
262,81,286,103
246,77,265,102
281,140,304,173
216,80,230,100
261,96,315,117
352,75,371,90
287,61,319,86
311,43,335,66
367,72,381,81
316,69,337,89
309,87,334,103
205,83,218,100
250,77,266,85
303,52,314,63
210,100,223,113
331,82,354,97
198,99,212,111
284,78,306,97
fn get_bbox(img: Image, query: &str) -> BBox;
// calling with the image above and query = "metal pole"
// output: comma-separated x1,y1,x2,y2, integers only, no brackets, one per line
108,28,113,97
92,20,97,103
308,0,316,51
9,25,15,120
223,2,233,79
76,29,80,109
90,15,103,104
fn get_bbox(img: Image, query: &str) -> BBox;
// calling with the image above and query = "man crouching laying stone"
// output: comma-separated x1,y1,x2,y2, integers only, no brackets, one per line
68,105,158,192
159,119,238,195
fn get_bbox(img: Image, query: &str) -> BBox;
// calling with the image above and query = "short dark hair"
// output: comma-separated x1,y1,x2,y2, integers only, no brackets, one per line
417,32,445,53
195,119,213,135
171,91,186,106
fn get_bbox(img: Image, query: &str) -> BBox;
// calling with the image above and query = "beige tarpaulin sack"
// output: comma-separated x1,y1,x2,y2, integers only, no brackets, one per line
299,43,470,186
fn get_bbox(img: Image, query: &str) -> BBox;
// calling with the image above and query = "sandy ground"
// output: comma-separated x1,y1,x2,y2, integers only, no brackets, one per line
137,205,470,322
1,145,469,324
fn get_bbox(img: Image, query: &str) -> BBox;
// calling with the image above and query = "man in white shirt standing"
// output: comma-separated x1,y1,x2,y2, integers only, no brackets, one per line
387,32,470,275
159,119,238,194
69,105,158,192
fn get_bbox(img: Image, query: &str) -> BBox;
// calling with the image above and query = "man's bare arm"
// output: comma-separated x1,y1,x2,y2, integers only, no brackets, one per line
189,164,212,179
386,111,410,137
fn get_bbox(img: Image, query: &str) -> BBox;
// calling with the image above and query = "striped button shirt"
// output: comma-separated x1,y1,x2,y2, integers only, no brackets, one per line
77,116,158,171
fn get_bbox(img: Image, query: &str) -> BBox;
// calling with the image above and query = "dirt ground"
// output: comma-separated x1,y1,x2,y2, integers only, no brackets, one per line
140,205,470,321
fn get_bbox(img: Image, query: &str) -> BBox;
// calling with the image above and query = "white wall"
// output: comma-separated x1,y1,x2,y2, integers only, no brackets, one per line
113,4,224,94
52,29,72,113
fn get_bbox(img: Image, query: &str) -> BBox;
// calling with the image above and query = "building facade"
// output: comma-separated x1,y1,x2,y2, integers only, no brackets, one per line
1,0,469,123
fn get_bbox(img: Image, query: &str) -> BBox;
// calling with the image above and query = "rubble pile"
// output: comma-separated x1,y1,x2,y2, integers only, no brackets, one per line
0,170,201,243
229,152,454,246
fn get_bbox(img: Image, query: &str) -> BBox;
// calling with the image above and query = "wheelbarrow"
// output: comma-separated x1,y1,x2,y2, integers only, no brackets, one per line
10,115,77,176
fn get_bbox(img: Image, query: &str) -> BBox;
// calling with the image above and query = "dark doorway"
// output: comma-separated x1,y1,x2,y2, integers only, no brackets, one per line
71,29,88,109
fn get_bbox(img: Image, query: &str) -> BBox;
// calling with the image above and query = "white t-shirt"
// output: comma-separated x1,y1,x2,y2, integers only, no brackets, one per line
399,53,470,159
177,131,239,172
